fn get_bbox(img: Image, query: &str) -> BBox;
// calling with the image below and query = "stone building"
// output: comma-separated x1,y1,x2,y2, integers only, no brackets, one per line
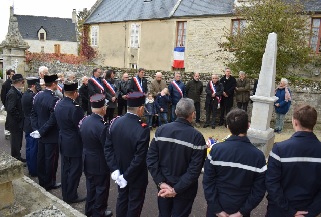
85,0,321,73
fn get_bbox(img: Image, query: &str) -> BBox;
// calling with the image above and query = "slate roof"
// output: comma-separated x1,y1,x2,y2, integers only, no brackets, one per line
85,0,321,24
15,15,77,42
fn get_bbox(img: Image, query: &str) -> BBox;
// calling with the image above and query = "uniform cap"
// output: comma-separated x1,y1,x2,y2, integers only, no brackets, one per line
127,92,145,107
64,82,78,91
26,77,40,85
90,94,107,108
12,74,24,81
44,74,58,84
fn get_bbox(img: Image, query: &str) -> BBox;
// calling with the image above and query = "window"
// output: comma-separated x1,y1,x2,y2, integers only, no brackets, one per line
40,33,45,40
130,23,140,48
231,19,247,35
38,27,46,41
310,18,321,53
130,63,137,69
54,44,61,54
176,21,187,47
91,25,99,46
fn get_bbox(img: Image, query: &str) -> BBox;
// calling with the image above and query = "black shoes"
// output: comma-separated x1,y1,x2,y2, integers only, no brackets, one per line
67,196,87,204
212,126,216,129
46,182,61,191
218,122,224,126
203,124,209,128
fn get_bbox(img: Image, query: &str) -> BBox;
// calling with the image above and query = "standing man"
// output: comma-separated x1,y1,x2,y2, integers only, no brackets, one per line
235,71,250,112
38,66,49,89
88,68,107,115
128,68,148,94
186,72,203,127
266,104,321,217
21,77,41,176
54,82,85,203
117,72,130,115
80,94,113,217
204,74,223,129
168,72,185,122
30,74,61,191
219,67,236,126
78,76,89,114
6,74,25,162
1,69,15,138
203,109,266,217
147,98,206,216
104,92,150,217
105,70,118,123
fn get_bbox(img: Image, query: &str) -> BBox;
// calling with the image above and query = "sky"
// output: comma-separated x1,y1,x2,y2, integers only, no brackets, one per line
0,0,97,42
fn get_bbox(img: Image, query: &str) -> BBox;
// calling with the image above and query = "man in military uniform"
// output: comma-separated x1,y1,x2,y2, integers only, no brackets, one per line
21,77,41,176
104,92,150,217
128,68,148,94
6,74,25,162
80,94,113,217
30,74,61,191
54,82,85,203
147,98,207,216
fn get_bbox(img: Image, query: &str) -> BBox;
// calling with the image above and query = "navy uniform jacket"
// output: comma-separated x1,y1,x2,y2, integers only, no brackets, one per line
21,89,36,133
31,89,59,144
147,118,207,198
203,136,266,216
54,97,84,157
80,113,110,175
6,86,24,132
104,113,150,188
128,76,148,94
266,131,321,217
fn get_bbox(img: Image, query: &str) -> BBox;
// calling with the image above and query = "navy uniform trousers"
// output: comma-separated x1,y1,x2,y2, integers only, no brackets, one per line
25,133,38,176
116,186,146,217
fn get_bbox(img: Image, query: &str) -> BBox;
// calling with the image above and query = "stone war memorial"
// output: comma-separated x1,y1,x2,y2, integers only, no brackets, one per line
248,32,278,157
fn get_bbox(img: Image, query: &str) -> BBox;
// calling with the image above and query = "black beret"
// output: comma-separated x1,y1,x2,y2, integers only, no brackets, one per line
90,94,106,108
12,74,24,81
127,92,145,107
64,82,78,91
26,77,40,85
44,74,58,84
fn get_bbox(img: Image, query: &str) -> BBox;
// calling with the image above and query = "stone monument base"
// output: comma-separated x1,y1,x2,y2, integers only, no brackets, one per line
247,128,275,157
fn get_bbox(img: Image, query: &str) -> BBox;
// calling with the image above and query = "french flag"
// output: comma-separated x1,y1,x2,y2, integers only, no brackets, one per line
172,47,185,68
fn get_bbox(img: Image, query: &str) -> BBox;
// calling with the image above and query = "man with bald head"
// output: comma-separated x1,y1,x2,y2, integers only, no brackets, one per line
117,72,131,115
150,72,167,98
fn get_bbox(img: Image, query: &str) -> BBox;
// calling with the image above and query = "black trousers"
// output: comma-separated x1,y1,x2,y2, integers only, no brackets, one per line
37,142,59,189
61,155,82,202
205,102,218,127
106,108,115,123
220,96,234,123
85,173,110,217
194,102,201,123
116,186,146,217
158,195,196,217
10,130,23,159
117,99,127,116
237,102,248,112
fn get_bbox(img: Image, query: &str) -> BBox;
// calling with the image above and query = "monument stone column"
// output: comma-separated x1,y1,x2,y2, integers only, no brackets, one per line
0,6,29,79
247,32,278,157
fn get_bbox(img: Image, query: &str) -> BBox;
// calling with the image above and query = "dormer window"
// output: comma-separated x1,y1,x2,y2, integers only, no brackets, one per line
38,27,47,41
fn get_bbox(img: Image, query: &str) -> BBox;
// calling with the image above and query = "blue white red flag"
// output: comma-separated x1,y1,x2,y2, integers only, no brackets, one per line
172,47,185,68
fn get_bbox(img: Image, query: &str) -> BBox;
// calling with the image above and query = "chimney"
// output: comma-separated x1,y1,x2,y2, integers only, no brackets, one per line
72,9,77,23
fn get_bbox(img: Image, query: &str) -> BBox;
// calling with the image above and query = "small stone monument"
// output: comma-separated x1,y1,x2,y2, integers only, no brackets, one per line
247,32,278,157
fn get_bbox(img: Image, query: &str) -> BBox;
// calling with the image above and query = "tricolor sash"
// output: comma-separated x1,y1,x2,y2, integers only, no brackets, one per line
133,77,143,93
57,83,63,92
172,80,183,97
103,79,116,95
90,77,105,93
210,81,221,102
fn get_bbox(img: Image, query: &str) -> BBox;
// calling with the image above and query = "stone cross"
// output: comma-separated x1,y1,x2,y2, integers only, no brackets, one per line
247,32,278,156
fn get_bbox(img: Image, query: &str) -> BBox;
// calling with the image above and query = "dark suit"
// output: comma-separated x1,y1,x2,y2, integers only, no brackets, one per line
54,97,84,202
6,86,24,159
219,75,236,124
31,89,59,190
117,79,130,115
128,76,148,94
104,113,150,217
1,78,12,131
21,89,38,176
88,76,107,115
79,84,89,113
204,81,224,127
105,78,118,122
80,113,111,217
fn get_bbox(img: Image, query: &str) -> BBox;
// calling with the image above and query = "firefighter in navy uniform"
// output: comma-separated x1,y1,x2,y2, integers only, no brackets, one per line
80,94,113,217
6,74,25,162
147,98,207,217
203,109,266,217
54,82,86,203
104,92,150,217
266,105,321,217
30,74,61,191
21,77,41,176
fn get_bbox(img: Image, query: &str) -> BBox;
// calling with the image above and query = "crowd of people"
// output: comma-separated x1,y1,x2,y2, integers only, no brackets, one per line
1,66,320,217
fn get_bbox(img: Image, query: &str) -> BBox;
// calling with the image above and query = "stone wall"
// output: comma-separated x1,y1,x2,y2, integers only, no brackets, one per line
25,61,321,123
